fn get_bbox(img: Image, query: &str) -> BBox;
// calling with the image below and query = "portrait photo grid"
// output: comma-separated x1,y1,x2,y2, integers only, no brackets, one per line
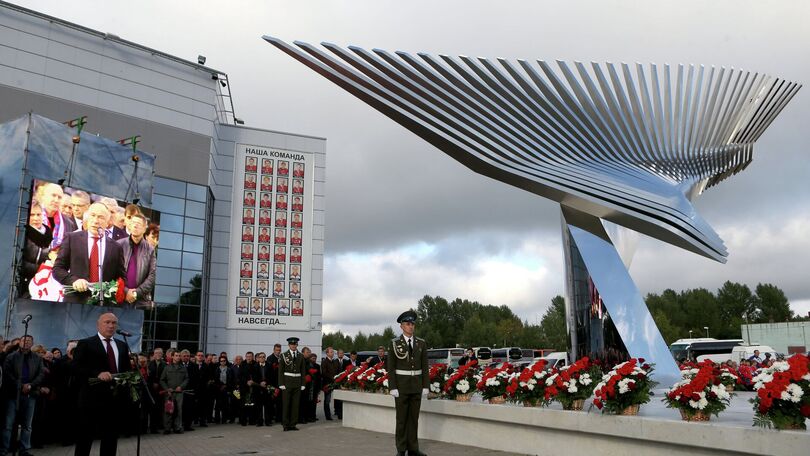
236,156,306,318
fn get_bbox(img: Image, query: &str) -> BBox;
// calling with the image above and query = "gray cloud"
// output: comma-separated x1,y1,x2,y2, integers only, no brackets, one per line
15,0,810,333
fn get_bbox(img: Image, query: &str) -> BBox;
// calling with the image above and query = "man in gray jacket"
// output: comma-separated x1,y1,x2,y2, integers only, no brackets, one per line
118,213,156,309
0,335,44,456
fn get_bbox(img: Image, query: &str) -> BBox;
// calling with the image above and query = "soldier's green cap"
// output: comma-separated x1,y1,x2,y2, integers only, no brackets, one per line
397,310,417,323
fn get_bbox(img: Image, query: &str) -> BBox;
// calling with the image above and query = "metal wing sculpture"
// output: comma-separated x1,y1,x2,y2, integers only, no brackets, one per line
264,37,800,383
264,36,800,263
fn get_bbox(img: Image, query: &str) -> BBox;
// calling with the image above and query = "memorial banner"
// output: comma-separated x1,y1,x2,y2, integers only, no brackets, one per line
227,143,313,330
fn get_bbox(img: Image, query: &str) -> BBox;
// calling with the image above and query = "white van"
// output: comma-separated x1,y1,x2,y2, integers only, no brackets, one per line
696,345,777,364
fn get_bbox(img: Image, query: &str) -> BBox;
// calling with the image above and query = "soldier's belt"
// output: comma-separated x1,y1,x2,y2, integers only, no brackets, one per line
395,369,422,376
283,372,302,377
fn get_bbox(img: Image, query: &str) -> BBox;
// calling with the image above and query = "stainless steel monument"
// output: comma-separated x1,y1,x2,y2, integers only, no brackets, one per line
264,36,800,383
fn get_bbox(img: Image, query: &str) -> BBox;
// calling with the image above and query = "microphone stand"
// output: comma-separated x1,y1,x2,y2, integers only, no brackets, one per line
96,228,104,306
120,332,151,456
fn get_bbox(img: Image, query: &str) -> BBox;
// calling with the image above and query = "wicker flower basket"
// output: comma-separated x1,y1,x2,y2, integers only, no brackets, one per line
454,393,473,402
620,404,640,416
563,399,585,411
488,396,506,405
679,409,710,422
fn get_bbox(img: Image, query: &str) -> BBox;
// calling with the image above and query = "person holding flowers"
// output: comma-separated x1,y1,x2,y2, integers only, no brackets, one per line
53,203,125,305
386,310,429,456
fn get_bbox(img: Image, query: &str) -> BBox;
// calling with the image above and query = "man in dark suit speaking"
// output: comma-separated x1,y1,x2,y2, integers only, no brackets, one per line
53,202,125,304
73,312,132,456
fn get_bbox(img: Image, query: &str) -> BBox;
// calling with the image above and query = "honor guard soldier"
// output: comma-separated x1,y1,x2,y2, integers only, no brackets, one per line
386,310,429,456
279,337,306,431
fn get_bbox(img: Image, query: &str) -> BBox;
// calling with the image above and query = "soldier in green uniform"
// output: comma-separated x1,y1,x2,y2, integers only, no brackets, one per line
386,310,429,456
279,336,306,431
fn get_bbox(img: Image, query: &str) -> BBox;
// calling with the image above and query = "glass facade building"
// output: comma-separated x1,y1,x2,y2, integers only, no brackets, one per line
144,176,213,352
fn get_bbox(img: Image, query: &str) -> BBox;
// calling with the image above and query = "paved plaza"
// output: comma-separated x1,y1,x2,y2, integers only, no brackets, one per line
34,415,521,456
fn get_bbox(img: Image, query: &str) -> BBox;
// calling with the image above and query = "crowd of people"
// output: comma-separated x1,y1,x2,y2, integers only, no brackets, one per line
0,332,362,455
677,349,783,390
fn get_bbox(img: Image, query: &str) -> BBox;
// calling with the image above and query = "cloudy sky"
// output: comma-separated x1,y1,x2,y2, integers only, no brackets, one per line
15,0,810,335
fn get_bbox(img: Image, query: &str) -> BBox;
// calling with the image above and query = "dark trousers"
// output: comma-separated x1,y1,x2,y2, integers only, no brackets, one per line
334,397,343,419
394,392,422,453
323,390,334,419
281,387,300,428
75,401,120,456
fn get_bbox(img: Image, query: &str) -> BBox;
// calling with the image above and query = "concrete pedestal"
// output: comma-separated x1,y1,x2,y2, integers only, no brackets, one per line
334,390,807,456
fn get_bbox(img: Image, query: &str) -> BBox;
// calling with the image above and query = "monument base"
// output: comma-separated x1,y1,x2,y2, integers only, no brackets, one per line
334,390,806,456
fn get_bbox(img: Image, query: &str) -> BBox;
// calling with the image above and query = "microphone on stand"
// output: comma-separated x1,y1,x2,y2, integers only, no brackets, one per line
96,227,104,304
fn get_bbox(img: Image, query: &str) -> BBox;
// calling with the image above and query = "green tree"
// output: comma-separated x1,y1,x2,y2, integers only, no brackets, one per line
753,283,793,323
538,295,567,350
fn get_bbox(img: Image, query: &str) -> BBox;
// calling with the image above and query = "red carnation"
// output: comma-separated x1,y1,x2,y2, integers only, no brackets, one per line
115,278,126,304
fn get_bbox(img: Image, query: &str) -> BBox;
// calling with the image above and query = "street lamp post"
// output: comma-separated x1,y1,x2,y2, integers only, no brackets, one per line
704,326,709,338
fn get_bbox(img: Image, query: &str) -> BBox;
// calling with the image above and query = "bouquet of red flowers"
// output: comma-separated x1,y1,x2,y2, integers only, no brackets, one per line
444,360,478,400
545,357,600,410
346,362,370,390
663,360,731,421
592,358,657,414
357,362,386,392
507,359,552,407
428,363,448,398
475,363,514,402
751,354,810,430
64,278,126,305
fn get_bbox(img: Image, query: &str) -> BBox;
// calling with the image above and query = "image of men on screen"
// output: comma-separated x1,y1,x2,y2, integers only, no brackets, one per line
273,281,284,298
240,262,253,278
257,262,269,279
292,196,303,212
243,208,255,225
264,298,276,315
259,210,271,226
236,297,248,314
242,225,254,242
19,198,54,298
261,176,272,191
38,182,76,249
251,298,263,314
261,158,273,174
277,161,289,176
289,264,301,281
118,212,156,308
258,227,271,243
256,280,269,297
278,299,290,316
246,156,258,172
273,263,285,280
290,247,302,264
239,280,251,296
292,179,303,195
52,203,125,304
276,177,288,193
289,282,301,298
293,162,304,178
292,299,304,316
